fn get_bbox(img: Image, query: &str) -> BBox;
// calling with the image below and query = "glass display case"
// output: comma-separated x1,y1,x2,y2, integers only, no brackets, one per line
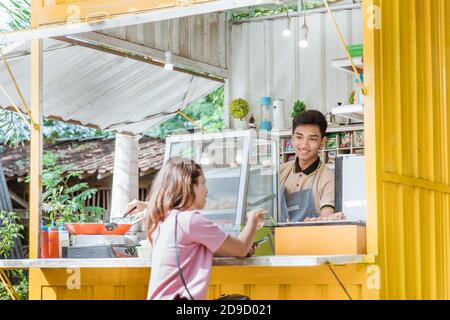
164,130,278,234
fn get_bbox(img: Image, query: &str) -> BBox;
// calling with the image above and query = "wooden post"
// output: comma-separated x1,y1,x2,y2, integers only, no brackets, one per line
29,1,43,259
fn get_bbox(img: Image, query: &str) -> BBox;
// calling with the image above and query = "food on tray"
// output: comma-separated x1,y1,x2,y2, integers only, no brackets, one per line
204,198,236,210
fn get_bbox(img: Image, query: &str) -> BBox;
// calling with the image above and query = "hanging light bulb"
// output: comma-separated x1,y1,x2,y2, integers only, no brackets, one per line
298,0,309,48
299,22,309,48
164,51,173,71
282,13,291,37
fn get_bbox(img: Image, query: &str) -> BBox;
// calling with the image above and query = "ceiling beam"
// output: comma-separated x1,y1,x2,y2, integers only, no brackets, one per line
69,31,228,78
54,35,225,83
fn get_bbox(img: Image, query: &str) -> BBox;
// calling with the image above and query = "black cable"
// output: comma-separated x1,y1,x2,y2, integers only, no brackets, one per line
175,212,194,300
327,262,353,300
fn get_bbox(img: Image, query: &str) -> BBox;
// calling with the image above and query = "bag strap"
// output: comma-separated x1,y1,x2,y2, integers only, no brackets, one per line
175,212,194,300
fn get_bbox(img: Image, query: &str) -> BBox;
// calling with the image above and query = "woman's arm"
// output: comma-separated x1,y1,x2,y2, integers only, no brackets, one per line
214,209,265,258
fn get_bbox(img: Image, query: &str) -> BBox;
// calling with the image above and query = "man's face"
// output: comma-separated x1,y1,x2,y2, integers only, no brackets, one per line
292,125,326,163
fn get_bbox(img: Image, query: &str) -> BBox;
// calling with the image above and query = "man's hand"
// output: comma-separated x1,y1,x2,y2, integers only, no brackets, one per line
304,212,346,222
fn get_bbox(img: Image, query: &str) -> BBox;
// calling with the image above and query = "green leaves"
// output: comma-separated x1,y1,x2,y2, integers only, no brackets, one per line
0,211,28,300
0,0,30,32
27,151,105,225
229,98,249,120
0,211,24,259
229,1,340,22
147,85,225,139
291,100,307,118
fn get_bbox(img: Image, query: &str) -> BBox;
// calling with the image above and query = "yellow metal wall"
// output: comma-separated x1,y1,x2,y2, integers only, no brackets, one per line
29,266,379,300
364,0,450,299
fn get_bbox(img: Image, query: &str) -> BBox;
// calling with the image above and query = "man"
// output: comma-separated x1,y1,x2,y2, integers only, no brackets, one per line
279,110,335,222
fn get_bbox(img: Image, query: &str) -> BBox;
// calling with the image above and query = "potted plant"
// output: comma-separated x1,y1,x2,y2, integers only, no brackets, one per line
291,100,307,118
229,98,249,130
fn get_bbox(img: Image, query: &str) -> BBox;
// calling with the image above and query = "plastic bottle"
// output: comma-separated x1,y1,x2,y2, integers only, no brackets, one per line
354,74,364,105
48,222,60,258
40,225,49,258
260,97,273,131
58,221,70,258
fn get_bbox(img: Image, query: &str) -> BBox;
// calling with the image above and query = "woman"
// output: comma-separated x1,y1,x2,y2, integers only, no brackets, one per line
125,157,265,300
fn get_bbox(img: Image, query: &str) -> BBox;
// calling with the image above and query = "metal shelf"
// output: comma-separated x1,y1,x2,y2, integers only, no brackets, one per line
332,104,364,122
331,56,364,74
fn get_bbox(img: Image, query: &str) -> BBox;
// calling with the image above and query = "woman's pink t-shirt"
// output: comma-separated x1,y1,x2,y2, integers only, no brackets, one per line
147,210,228,300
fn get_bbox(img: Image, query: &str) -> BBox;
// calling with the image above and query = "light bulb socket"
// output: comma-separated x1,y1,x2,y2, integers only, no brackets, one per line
299,23,309,48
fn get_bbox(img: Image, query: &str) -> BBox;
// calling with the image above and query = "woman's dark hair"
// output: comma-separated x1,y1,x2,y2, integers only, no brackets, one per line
292,110,328,138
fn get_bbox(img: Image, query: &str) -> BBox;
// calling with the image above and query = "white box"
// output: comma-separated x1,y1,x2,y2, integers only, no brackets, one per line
71,235,125,247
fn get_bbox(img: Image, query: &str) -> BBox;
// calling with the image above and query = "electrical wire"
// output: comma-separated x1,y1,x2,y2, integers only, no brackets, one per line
322,0,366,95
326,262,353,300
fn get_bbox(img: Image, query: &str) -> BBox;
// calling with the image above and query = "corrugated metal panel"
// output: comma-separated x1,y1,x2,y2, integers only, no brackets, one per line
0,39,221,135
99,13,227,69
364,0,450,299
228,9,362,125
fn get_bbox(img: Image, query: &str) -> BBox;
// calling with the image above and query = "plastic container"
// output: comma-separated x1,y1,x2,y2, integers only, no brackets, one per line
347,44,363,57
48,223,60,258
354,74,364,105
136,239,152,258
40,225,49,258
59,222,70,258
260,97,272,131
65,223,132,235
272,99,286,130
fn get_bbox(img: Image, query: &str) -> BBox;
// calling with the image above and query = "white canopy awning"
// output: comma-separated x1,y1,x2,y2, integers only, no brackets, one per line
0,38,222,135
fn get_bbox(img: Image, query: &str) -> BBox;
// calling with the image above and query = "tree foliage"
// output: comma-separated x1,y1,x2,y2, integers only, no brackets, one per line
26,152,105,225
148,86,225,139
230,0,342,22
0,211,28,300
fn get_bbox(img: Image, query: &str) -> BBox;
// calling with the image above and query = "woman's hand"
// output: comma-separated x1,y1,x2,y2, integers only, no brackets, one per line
246,208,266,230
245,243,258,258
125,199,148,221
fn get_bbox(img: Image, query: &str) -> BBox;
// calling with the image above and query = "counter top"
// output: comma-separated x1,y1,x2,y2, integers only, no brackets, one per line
0,255,366,269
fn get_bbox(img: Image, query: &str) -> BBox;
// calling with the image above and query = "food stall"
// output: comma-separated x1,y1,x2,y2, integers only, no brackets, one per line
1,0,449,300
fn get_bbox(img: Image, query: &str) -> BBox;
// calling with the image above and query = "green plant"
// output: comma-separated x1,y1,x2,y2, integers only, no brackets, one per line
348,91,355,105
291,100,307,118
0,211,28,300
0,211,23,258
229,98,250,120
26,152,105,225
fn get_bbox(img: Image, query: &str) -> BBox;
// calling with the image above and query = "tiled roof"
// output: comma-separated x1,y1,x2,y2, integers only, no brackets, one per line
0,136,165,181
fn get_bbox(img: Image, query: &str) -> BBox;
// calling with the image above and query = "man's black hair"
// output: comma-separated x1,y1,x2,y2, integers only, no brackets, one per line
292,110,328,138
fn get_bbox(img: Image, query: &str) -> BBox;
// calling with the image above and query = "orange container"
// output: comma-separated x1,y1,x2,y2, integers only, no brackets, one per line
48,227,60,258
65,223,132,235
40,226,49,258
275,223,366,255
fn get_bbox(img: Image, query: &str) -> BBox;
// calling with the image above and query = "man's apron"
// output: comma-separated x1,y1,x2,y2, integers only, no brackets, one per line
279,164,319,222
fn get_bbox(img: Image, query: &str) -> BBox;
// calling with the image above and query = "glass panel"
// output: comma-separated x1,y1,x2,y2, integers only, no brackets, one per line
246,138,277,225
168,136,246,232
